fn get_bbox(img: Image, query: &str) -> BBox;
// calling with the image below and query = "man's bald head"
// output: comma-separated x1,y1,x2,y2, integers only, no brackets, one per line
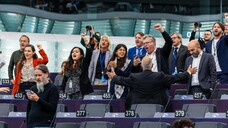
188,40,201,58
188,40,200,48
141,56,153,70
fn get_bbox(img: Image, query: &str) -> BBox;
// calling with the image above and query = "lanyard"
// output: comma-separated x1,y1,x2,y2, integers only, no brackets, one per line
99,52,106,73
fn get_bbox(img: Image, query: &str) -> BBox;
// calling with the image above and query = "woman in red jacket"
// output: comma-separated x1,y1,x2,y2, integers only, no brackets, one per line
12,44,48,95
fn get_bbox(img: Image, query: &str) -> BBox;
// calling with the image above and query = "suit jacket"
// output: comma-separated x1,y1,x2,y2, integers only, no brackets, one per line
131,31,173,74
112,70,190,109
168,44,189,74
12,49,48,95
185,52,217,91
88,49,113,85
205,35,228,73
128,46,147,61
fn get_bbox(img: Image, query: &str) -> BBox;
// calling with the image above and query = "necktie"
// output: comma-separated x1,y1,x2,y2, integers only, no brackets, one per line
171,47,178,73
137,48,142,58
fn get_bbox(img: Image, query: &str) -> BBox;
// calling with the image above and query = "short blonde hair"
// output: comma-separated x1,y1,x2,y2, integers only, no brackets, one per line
99,35,111,50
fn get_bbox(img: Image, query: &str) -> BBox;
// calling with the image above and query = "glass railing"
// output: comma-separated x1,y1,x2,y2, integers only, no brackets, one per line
0,0,227,15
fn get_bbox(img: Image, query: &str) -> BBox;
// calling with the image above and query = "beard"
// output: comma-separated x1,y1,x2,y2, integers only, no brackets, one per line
213,31,222,37
36,81,45,93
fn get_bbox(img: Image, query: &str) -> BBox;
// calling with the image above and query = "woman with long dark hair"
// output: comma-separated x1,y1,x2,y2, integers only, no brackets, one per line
12,44,48,95
62,47,93,99
105,44,131,99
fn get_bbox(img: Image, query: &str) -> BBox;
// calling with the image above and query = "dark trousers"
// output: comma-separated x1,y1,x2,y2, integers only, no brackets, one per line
189,86,211,99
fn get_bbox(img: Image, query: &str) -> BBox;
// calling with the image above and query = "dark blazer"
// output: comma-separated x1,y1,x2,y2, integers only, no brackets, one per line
205,35,228,73
131,31,173,74
112,70,190,109
185,52,217,91
62,47,94,95
168,44,189,74
128,46,147,61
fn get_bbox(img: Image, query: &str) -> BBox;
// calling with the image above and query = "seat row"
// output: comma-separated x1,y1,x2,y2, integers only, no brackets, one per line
1,103,226,118
0,120,226,128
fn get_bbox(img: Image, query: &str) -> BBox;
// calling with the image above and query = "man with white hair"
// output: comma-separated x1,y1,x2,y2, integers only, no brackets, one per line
169,33,189,74
107,56,196,109
26,64,59,128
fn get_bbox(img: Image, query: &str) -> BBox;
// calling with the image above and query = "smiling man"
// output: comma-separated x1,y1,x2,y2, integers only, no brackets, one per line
127,32,147,61
131,24,173,74
8,35,30,84
205,22,228,84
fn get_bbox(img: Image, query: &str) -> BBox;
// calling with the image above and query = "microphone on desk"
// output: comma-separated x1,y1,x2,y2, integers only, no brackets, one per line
159,96,171,122
19,120,26,128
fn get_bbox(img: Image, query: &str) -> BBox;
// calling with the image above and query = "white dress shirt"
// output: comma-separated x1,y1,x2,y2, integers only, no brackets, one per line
211,39,222,72
146,48,158,72
191,51,203,86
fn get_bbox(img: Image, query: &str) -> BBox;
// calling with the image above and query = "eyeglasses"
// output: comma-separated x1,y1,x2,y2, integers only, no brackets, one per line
171,37,179,39
204,34,211,36
144,41,152,45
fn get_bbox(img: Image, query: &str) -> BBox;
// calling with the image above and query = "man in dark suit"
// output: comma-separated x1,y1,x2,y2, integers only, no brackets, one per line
107,56,196,109
186,40,216,99
205,22,228,84
169,33,189,74
132,24,173,74
127,32,147,61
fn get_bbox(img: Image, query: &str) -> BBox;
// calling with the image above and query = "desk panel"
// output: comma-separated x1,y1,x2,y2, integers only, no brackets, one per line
1,117,228,128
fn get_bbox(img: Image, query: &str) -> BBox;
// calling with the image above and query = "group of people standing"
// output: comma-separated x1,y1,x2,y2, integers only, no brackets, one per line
2,20,228,127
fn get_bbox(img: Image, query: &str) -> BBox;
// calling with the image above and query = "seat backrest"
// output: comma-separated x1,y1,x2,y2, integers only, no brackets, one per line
195,122,227,128
56,104,67,112
80,121,115,128
131,104,164,118
80,103,111,117
0,103,15,116
174,89,188,95
55,122,80,128
211,88,228,99
89,90,106,95
133,122,170,128
182,104,216,118
0,121,7,128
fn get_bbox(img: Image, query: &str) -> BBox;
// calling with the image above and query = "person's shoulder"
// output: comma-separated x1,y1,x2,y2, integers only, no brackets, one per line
203,52,214,58
12,50,21,54
181,44,188,49
128,46,136,51
48,83,59,90
93,49,99,53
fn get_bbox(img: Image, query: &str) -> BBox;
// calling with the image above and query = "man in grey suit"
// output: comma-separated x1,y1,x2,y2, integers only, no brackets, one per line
169,33,189,74
107,56,196,109
185,40,217,99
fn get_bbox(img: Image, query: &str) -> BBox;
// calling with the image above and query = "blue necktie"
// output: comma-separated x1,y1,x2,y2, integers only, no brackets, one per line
137,48,142,58
171,47,178,73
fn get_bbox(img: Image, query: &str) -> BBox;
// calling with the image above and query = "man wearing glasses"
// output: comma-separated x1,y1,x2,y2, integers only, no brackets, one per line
168,33,189,75
189,25,212,49
131,24,172,75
